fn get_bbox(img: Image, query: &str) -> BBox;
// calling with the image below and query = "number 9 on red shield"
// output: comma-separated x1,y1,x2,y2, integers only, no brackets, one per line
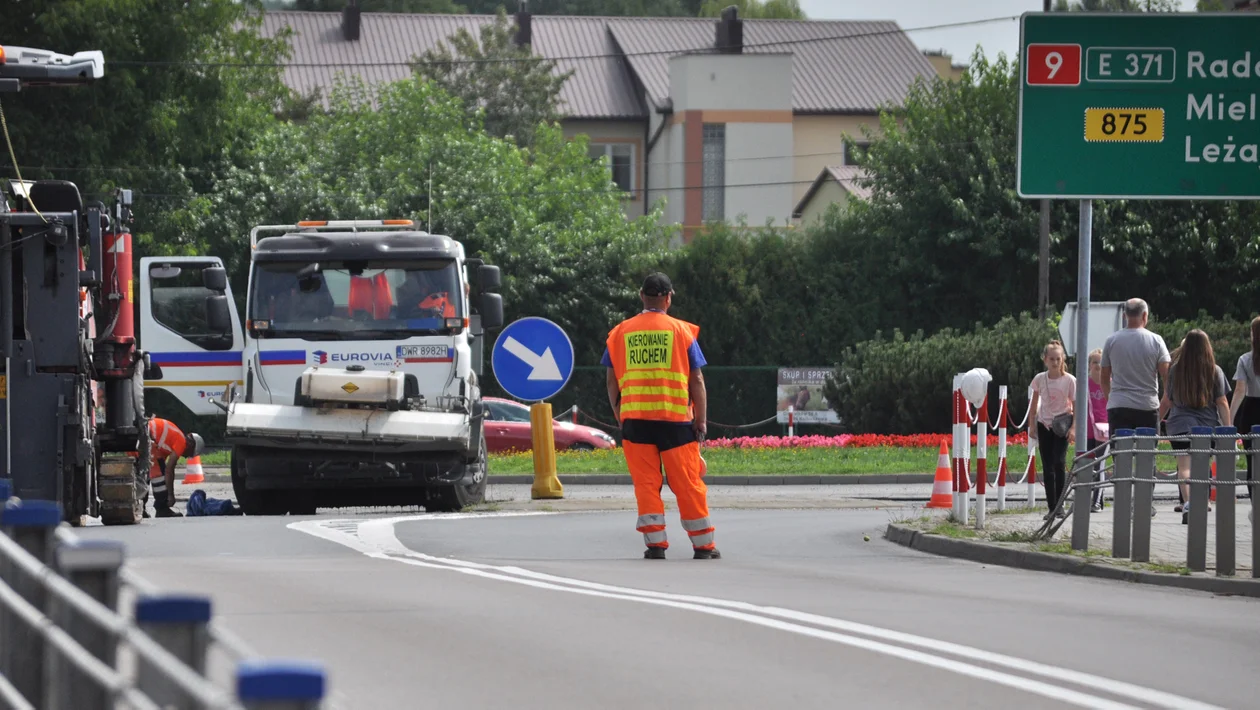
1026,43,1081,86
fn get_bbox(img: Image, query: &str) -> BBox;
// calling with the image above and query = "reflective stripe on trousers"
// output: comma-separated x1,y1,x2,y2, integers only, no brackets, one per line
682,516,715,550
637,514,667,548
150,464,166,494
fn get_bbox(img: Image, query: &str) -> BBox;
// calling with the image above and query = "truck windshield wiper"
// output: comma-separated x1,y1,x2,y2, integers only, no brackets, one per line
350,328,447,338
263,329,345,341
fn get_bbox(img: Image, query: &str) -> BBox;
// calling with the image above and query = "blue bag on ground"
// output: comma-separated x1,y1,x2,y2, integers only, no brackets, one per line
187,489,243,516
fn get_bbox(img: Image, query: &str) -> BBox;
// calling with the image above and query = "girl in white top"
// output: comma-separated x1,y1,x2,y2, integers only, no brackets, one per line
1029,340,1076,517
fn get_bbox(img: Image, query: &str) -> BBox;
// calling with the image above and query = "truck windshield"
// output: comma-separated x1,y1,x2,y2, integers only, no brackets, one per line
248,259,463,339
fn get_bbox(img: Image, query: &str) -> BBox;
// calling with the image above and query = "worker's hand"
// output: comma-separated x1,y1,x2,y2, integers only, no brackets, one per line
166,490,175,507
693,419,707,442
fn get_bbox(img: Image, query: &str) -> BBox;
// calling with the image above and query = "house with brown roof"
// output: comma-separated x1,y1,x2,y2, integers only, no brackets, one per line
261,4,940,239
792,165,873,225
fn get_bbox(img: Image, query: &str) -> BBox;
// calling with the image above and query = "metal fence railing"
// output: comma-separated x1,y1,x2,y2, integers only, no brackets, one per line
0,479,330,709
1040,426,1259,577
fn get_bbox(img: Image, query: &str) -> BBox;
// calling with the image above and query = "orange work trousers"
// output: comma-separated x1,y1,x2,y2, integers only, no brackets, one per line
621,420,714,551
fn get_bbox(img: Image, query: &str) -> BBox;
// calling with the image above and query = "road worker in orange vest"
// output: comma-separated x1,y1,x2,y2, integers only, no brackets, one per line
603,273,718,560
146,417,203,519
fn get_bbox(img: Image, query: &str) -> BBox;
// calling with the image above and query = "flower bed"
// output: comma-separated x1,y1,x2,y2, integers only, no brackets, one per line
703,432,1030,450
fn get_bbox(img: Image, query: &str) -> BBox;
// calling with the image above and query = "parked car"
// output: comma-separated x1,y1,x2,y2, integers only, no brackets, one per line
482,397,617,453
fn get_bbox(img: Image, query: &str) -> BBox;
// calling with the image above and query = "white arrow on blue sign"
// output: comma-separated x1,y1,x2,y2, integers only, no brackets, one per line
490,317,575,402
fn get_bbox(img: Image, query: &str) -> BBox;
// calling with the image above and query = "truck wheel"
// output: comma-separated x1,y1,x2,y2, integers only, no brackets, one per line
232,448,286,516
427,431,488,513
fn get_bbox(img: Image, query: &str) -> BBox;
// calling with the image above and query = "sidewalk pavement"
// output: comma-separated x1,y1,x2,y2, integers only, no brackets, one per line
976,492,1256,575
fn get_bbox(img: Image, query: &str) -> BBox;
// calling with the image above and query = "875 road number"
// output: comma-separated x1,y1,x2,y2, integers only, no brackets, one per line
1084,108,1164,143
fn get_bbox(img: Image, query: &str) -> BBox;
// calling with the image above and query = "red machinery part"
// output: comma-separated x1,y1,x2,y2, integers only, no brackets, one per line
101,230,135,346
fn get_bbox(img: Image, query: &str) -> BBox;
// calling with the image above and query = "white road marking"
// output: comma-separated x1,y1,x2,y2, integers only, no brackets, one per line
289,514,1225,710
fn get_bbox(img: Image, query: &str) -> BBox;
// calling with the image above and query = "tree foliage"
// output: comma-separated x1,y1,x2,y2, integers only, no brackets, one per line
412,9,571,147
187,76,669,371
0,0,291,258
698,0,805,19
292,0,465,11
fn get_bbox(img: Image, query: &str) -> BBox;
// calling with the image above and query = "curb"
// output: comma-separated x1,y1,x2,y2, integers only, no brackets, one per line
195,468,935,486
883,523,1260,598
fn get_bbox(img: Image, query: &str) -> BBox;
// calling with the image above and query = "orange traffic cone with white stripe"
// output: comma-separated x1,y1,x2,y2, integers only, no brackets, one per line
926,442,953,509
181,455,205,485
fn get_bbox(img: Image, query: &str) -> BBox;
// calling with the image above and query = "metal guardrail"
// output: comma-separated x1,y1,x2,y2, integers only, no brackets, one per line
0,480,328,709
1048,426,1260,577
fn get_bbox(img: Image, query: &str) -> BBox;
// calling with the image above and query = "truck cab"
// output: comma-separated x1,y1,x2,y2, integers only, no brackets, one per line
138,220,503,514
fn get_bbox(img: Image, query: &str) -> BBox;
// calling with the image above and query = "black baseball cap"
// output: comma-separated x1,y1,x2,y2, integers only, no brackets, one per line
641,272,673,297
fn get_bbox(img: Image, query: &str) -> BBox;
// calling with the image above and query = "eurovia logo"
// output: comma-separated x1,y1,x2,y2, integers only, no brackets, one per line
312,350,329,365
197,390,224,399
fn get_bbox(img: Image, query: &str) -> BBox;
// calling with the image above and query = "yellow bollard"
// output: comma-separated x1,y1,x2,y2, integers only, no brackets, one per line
530,402,564,499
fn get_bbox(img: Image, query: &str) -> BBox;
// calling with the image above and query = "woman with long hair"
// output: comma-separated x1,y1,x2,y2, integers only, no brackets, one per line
1159,329,1231,523
1229,316,1260,492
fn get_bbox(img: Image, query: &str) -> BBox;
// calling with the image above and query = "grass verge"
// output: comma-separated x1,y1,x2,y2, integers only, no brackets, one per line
488,445,942,475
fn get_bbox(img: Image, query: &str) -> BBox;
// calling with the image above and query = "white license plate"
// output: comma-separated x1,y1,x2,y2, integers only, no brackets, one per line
398,345,447,358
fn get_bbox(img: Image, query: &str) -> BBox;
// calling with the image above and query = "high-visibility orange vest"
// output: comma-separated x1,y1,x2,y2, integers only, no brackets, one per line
348,273,394,318
606,311,699,423
418,292,456,319
148,418,186,461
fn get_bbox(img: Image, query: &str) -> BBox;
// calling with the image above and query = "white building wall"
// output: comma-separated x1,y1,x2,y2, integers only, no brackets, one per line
669,54,794,112
724,122,794,227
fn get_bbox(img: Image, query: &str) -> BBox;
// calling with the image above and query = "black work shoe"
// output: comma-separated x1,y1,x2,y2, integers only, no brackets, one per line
693,548,721,560
644,547,666,560
155,507,183,519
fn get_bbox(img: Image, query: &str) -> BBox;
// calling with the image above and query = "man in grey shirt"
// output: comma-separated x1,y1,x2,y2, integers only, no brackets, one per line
1101,298,1171,433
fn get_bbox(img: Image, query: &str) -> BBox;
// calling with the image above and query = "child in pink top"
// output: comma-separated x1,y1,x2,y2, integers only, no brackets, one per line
1029,340,1076,517
1087,348,1109,511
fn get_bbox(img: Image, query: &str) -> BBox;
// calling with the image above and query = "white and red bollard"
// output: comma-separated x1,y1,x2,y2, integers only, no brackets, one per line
996,385,1009,511
975,394,988,529
951,375,963,522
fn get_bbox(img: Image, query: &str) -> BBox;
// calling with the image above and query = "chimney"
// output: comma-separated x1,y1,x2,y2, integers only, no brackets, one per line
514,4,532,48
715,5,742,54
342,0,361,42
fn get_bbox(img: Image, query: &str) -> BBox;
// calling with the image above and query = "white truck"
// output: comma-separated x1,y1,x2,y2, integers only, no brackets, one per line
136,220,504,514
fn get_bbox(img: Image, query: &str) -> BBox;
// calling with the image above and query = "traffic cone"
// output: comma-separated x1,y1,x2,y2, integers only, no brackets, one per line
926,442,953,509
181,455,205,485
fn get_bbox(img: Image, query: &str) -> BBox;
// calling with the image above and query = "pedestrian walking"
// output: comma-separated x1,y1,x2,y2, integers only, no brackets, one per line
602,273,718,560
1160,329,1230,524
1029,340,1076,518
1100,298,1171,432
1229,316,1260,494
1086,348,1110,512
146,417,203,519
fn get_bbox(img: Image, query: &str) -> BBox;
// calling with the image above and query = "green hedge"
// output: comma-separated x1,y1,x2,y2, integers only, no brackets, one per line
824,312,1258,435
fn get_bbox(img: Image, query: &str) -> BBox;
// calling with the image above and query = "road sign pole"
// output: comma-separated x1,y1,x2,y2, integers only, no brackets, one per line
530,402,563,500
1071,199,1093,552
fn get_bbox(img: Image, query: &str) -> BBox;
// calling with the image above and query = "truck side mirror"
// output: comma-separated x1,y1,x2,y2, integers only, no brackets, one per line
477,264,501,294
206,294,233,335
479,293,503,330
203,266,228,292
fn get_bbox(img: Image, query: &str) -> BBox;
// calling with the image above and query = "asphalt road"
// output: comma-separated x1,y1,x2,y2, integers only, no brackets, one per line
81,505,1260,709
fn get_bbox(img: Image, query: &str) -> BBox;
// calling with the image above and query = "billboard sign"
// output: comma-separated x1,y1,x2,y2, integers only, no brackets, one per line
776,368,839,424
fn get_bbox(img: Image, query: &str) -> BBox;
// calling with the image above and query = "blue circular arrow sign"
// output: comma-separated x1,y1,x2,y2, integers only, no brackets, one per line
490,317,575,402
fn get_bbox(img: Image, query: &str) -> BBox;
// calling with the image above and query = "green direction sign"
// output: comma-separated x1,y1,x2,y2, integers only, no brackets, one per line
1017,12,1260,199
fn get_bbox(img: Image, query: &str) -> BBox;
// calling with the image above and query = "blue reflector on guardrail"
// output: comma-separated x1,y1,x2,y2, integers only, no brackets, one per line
1,499,62,527
236,660,326,701
135,595,213,624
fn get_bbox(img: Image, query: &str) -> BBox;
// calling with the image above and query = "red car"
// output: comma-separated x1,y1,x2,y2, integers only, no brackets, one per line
482,397,617,453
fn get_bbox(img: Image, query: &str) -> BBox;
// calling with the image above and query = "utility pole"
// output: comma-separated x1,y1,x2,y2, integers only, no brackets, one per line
1038,0,1052,320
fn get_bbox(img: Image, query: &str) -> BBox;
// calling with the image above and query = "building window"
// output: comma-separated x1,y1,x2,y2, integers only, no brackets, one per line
843,140,872,166
588,142,635,196
702,123,725,222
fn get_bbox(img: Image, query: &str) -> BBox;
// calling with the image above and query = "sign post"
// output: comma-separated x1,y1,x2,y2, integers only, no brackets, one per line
491,317,575,500
1018,12,1260,549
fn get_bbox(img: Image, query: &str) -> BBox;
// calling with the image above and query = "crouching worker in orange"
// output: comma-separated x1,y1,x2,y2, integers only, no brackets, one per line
146,417,203,519
603,273,718,560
